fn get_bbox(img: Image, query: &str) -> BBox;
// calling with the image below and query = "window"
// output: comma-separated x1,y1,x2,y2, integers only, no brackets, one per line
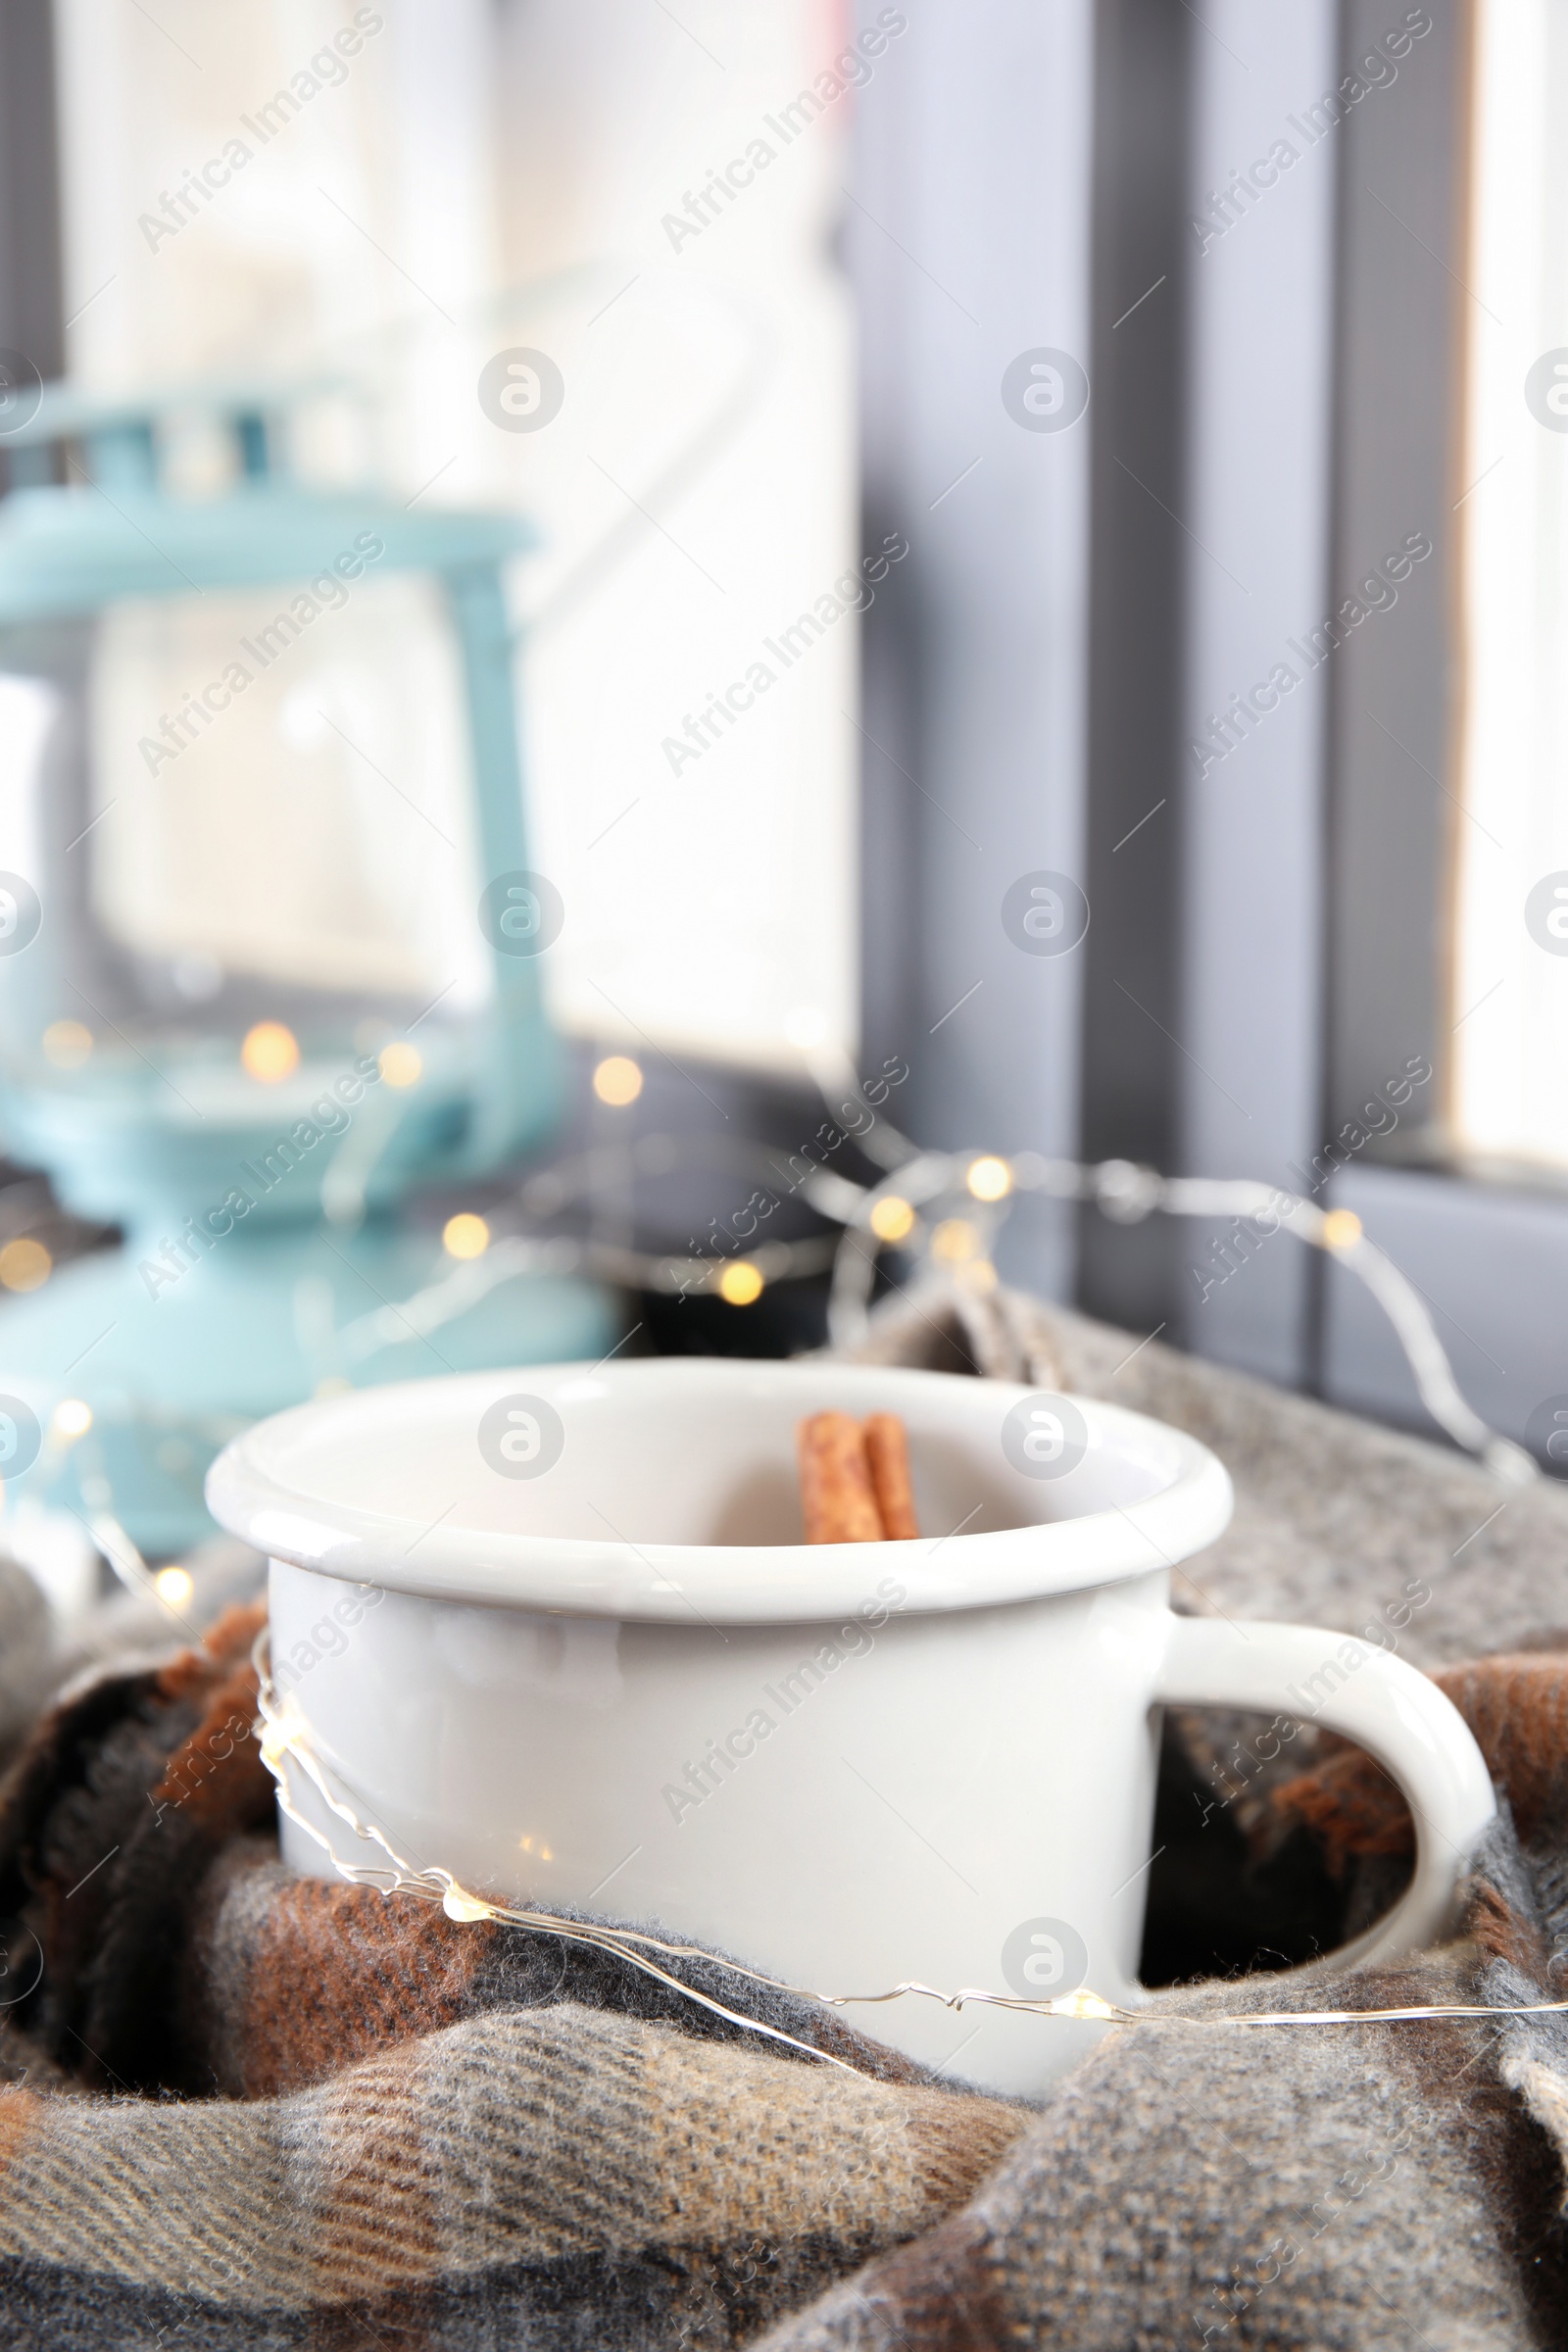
50,0,859,1074
1449,0,1568,1171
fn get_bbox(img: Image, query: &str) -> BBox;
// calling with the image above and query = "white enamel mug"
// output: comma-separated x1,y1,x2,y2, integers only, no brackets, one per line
207,1358,1495,2097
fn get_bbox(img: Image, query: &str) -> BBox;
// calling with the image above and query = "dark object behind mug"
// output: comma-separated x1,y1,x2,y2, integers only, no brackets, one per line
1140,1711,1412,1986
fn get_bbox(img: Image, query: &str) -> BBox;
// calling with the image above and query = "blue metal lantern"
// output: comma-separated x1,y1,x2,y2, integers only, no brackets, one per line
0,389,611,1554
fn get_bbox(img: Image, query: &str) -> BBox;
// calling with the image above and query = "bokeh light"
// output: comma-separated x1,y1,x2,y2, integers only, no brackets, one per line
593,1054,644,1106
241,1022,299,1083
42,1019,93,1069
869,1195,916,1243
717,1260,764,1305
966,1155,1013,1202
442,1212,491,1259
0,1238,51,1292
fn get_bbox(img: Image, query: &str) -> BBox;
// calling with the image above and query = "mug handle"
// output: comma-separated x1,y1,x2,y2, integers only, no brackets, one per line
1156,1615,1497,1969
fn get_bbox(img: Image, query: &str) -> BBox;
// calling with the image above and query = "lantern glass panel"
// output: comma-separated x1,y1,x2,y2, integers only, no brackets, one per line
0,572,491,1092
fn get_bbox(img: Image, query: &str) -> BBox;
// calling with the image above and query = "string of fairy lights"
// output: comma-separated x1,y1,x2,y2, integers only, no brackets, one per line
362,1046,1538,1487
18,1028,1536,1599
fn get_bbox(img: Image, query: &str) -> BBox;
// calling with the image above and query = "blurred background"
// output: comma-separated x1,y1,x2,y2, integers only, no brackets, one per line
0,0,1562,1604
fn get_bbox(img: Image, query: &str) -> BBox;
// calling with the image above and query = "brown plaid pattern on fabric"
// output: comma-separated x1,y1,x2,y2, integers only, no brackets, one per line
2,1292,1568,2344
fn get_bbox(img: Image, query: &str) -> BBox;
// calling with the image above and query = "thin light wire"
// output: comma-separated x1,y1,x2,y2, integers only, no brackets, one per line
322,1081,1531,1478
823,1154,1538,1483
250,1633,1558,2056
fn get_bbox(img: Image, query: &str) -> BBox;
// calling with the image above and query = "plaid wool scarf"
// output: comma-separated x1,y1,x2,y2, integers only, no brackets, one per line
1,1607,1567,2346
0,1296,1567,2345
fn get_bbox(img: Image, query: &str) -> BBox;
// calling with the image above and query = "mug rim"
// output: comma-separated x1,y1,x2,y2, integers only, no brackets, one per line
208,1364,1241,1618
207,1359,1234,1622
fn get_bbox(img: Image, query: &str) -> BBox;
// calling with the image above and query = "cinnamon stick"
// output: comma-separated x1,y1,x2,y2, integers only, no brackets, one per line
797,1411,883,1543
863,1412,920,1539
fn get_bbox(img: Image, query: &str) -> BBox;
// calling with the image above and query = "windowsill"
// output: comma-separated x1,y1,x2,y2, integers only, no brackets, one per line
1321,1159,1568,1464
1355,1127,1568,1203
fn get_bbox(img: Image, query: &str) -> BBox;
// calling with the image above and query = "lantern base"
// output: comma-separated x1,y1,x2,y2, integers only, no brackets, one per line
0,1218,616,1560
